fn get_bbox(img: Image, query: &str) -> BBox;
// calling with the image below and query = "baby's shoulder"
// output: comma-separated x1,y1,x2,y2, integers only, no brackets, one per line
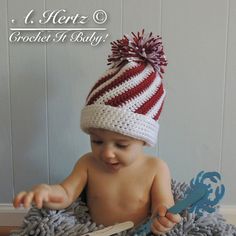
144,156,169,170
74,152,94,168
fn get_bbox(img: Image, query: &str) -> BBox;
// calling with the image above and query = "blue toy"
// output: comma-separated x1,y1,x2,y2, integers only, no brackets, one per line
129,170,225,235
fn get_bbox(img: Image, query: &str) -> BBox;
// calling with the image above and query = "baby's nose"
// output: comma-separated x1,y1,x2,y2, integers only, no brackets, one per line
101,146,116,160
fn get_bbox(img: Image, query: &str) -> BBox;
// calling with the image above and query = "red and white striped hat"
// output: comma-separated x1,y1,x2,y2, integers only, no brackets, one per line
80,30,167,146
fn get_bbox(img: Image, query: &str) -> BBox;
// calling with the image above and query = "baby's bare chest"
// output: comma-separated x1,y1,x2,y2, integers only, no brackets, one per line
87,169,154,207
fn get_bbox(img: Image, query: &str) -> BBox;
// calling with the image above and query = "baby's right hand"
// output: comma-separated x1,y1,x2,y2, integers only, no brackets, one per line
151,205,181,235
13,184,64,209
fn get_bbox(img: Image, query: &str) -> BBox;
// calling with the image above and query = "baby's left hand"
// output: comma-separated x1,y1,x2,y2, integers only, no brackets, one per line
151,205,181,235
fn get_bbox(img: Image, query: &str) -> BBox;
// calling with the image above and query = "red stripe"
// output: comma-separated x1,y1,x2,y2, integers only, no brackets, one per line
153,100,165,121
134,83,164,115
86,67,120,100
87,63,146,105
105,71,156,107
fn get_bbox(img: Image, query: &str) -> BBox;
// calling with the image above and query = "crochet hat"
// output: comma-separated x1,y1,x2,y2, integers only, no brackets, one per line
80,30,167,146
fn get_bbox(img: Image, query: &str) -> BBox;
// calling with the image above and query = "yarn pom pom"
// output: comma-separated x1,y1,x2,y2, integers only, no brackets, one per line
107,29,168,77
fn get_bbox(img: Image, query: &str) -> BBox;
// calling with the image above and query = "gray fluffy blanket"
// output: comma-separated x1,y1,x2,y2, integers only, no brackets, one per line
10,180,236,236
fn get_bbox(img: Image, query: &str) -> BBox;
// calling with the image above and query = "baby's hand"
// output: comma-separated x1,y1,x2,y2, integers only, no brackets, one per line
13,184,64,209
151,205,181,235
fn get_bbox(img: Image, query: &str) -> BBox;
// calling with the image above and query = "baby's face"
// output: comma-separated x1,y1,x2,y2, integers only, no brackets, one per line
88,128,145,172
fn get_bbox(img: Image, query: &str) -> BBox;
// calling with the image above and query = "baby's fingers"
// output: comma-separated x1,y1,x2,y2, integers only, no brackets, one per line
166,212,181,224
158,216,175,229
13,191,27,208
34,193,45,209
151,217,172,234
23,192,35,208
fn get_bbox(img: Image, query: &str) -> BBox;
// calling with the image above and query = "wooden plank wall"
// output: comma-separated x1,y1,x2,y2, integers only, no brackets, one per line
0,0,235,205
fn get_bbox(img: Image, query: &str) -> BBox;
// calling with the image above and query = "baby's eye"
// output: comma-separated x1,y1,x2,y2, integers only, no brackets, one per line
116,143,128,149
92,140,103,145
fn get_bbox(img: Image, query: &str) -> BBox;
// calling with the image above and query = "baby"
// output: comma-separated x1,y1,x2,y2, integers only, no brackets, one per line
13,30,181,235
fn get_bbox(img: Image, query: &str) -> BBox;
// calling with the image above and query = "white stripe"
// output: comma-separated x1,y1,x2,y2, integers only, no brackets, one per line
95,64,154,104
123,73,162,112
86,66,118,99
147,89,166,118
99,66,119,80
87,61,138,103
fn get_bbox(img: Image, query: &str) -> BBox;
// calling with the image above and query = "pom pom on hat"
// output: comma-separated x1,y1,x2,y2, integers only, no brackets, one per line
80,30,167,146
108,29,167,77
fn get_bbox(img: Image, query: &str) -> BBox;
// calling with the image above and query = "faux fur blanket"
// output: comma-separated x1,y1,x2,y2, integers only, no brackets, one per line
10,180,236,236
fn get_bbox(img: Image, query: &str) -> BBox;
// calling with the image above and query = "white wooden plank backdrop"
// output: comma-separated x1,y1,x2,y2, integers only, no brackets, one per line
160,0,228,188
0,0,235,206
8,0,49,196
221,0,236,204
0,0,13,202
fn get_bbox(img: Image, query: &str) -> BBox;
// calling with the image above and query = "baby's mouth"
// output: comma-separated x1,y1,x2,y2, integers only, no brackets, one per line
105,162,121,170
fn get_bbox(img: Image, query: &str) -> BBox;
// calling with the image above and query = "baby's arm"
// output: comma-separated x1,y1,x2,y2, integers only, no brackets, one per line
150,158,181,235
13,155,88,210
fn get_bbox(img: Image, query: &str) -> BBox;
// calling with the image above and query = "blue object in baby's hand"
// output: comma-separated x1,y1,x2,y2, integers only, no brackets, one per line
168,186,206,214
130,170,225,236
184,170,225,216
